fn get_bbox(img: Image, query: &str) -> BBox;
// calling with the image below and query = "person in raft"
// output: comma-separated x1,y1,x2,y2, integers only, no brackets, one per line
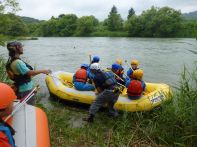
73,64,95,91
0,83,17,147
83,63,120,123
87,55,101,83
126,59,140,81
113,60,126,85
126,69,146,100
6,41,51,105
91,55,100,64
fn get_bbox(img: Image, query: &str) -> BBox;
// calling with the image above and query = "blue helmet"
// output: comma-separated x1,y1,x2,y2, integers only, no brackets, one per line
112,63,120,70
81,64,89,69
92,56,100,63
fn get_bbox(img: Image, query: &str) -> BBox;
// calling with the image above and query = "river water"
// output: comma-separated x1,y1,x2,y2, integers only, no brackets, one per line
0,37,197,101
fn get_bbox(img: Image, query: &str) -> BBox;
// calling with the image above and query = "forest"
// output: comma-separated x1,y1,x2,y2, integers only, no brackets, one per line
0,5,197,38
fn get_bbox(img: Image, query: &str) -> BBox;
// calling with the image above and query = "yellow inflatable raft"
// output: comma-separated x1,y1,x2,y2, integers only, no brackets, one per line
45,71,172,112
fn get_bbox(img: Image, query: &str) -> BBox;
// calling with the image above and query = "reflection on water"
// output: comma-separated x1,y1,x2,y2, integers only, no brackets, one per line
0,37,196,101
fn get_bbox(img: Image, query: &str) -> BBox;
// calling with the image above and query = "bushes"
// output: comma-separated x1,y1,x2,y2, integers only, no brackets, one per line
0,56,9,82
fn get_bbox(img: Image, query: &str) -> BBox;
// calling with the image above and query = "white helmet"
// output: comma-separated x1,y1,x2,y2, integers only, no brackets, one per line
90,63,100,70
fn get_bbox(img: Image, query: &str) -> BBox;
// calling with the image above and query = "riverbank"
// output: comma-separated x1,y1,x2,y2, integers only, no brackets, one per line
42,65,197,146
16,36,38,40
0,57,196,146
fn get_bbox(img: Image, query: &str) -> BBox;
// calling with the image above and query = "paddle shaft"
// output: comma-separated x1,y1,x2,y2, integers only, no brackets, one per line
125,60,134,72
106,68,127,88
89,54,92,64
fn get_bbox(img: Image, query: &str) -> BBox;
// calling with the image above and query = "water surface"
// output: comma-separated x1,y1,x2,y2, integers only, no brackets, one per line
1,37,196,100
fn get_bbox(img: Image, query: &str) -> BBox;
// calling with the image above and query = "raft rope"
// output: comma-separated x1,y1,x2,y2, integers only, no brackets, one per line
48,74,74,87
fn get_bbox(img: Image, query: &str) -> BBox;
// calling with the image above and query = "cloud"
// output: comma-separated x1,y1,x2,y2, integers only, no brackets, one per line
16,0,197,20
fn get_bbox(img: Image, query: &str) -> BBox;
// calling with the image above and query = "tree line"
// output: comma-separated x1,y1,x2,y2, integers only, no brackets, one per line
0,5,197,38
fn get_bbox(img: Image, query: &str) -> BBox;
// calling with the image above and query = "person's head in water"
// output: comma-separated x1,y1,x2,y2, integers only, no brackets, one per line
0,83,17,118
90,63,100,74
7,41,23,58
91,56,100,64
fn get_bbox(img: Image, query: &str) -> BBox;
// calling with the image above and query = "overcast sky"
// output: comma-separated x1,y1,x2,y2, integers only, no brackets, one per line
16,0,197,20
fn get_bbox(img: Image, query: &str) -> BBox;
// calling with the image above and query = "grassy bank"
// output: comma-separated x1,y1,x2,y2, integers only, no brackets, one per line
16,36,38,40
89,31,129,37
0,56,196,146
0,56,10,83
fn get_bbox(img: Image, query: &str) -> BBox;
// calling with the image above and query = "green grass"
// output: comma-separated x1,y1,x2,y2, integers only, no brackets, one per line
0,57,196,146
89,31,129,37
0,56,11,83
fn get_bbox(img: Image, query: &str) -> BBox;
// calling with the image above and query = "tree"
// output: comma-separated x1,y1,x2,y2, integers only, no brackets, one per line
127,7,135,20
0,13,27,36
0,0,21,46
155,7,182,37
125,16,143,37
106,5,123,31
58,14,65,18
125,6,182,37
0,0,20,13
75,16,99,36
39,19,58,36
57,14,78,36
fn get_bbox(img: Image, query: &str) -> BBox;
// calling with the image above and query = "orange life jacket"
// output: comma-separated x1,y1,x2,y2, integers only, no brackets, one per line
127,80,143,97
75,68,87,83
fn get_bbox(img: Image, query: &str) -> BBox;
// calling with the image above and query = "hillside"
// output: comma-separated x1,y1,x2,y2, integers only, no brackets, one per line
182,11,197,20
19,16,41,24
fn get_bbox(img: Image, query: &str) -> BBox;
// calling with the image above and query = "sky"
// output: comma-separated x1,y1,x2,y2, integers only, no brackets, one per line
16,0,197,20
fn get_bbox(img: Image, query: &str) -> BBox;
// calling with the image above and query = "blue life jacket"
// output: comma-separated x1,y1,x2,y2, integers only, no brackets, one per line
0,120,15,147
102,71,117,89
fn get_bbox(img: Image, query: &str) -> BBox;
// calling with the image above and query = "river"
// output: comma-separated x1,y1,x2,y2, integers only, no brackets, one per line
0,37,196,101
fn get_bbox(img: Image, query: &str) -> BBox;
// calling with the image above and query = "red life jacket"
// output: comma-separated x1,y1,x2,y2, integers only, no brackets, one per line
127,80,143,97
75,68,87,83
